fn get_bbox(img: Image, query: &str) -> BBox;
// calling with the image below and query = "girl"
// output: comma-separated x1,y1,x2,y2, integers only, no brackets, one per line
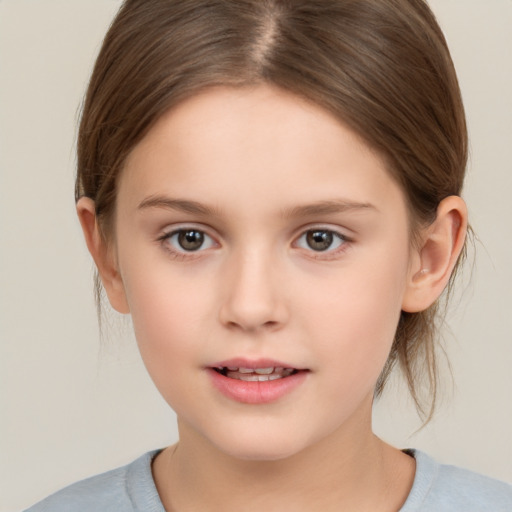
24,0,512,510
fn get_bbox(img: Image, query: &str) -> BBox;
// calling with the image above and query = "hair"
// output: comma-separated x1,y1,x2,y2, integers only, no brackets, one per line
76,0,468,420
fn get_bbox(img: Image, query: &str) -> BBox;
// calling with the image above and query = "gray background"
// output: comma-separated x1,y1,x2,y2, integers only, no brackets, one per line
1,1,511,510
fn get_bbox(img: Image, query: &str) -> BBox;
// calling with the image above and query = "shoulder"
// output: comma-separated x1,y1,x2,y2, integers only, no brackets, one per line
401,449,512,512
24,450,165,512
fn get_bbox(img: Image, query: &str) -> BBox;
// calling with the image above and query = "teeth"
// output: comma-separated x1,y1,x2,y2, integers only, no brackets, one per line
224,368,296,381
254,367,274,375
215,365,298,381
227,372,284,382
225,367,276,374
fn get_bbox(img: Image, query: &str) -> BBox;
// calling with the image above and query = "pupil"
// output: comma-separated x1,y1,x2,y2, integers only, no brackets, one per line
178,230,204,251
307,230,333,251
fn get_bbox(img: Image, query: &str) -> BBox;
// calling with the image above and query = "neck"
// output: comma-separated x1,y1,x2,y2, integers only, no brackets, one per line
152,405,415,512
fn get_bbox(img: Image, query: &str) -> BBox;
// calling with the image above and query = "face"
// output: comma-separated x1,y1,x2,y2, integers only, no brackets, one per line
110,85,416,460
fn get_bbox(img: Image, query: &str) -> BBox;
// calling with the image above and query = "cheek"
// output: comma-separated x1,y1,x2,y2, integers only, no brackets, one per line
126,284,211,419
120,259,213,379
304,248,409,383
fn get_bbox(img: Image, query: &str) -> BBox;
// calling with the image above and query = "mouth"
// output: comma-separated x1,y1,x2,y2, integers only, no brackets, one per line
212,366,299,382
207,360,308,404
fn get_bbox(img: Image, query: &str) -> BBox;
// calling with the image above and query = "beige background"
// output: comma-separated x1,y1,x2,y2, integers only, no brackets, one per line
1,1,511,510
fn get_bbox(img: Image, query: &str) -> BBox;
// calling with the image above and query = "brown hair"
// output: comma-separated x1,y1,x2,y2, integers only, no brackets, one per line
76,0,468,419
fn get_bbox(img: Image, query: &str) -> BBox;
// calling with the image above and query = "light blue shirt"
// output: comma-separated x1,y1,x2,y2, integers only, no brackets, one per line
25,449,512,511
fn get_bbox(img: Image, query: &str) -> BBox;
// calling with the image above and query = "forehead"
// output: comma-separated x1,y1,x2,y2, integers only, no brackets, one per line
119,85,406,219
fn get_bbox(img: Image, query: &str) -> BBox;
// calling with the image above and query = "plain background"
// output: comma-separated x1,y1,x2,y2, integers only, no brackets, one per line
1,1,511,510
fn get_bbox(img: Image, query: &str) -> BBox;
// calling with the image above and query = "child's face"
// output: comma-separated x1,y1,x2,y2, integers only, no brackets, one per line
111,85,416,460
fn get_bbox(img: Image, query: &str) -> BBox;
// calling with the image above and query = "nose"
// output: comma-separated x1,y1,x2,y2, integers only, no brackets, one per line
218,248,289,333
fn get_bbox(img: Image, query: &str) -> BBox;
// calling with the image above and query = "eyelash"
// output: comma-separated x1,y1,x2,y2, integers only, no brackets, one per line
157,227,217,261
157,226,351,260
293,228,350,259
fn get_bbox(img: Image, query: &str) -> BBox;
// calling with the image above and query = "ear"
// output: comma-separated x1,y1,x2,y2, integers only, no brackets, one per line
76,197,130,314
402,196,467,313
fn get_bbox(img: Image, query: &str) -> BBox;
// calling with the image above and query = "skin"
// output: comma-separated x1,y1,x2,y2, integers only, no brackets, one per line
78,85,467,511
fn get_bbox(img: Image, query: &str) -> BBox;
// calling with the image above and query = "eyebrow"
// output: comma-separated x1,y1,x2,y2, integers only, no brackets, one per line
137,195,221,216
281,199,376,218
137,195,376,218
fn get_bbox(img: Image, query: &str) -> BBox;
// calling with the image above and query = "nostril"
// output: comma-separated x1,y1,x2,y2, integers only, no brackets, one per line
225,319,281,333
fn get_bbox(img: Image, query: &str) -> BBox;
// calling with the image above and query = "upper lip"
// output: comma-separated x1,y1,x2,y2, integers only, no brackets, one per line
209,358,306,371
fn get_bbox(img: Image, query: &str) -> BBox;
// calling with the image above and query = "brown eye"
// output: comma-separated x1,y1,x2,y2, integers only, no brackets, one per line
161,228,216,256
295,229,346,254
177,230,205,251
306,230,334,251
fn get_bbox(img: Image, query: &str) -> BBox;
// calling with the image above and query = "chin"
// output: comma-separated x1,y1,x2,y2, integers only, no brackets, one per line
221,443,302,462
208,427,316,463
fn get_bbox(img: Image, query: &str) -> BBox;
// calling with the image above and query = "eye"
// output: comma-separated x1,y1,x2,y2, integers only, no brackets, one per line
163,228,215,252
295,229,346,252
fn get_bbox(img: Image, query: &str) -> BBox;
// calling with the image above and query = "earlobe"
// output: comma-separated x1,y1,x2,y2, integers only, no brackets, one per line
402,196,468,313
76,197,130,314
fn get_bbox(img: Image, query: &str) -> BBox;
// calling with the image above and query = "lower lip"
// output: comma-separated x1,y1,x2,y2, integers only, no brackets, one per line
207,369,308,404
